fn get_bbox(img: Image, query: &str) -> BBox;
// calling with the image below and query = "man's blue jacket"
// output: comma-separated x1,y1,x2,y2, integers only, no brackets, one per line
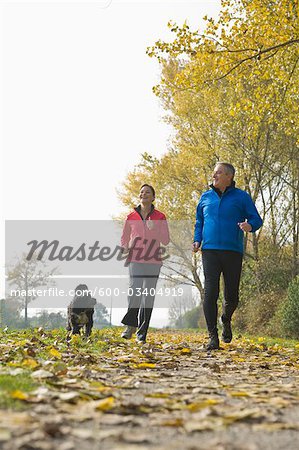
194,183,263,254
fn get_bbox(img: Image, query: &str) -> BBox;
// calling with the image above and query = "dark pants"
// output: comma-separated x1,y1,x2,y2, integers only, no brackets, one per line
121,262,161,341
202,250,243,334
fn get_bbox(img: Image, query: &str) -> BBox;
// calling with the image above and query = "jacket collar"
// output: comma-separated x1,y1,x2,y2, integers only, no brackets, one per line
135,204,155,220
210,180,236,197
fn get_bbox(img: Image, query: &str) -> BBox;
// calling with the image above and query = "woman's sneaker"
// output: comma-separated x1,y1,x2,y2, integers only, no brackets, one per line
136,337,146,345
121,326,137,339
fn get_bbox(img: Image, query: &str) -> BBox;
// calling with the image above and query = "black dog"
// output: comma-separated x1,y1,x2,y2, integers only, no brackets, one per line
66,284,96,339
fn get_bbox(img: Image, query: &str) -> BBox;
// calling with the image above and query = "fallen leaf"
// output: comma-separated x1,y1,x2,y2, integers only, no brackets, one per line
229,391,252,397
133,363,156,369
10,390,29,401
187,399,221,411
58,392,80,402
49,348,62,359
159,418,184,427
21,358,39,369
0,429,11,442
185,417,224,432
95,396,115,411
32,369,54,379
181,348,192,354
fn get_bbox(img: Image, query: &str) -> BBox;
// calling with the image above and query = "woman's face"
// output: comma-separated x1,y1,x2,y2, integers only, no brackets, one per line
139,186,154,205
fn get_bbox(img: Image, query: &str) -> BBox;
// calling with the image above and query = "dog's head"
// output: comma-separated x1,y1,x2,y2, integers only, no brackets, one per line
73,311,89,325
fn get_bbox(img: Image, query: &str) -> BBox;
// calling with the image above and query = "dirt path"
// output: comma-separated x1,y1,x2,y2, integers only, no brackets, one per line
1,330,299,449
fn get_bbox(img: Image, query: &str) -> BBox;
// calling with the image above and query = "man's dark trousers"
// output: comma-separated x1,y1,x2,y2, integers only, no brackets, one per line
121,262,161,341
202,250,243,333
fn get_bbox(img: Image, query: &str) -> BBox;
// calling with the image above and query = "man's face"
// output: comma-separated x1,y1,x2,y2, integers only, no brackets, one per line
212,164,232,191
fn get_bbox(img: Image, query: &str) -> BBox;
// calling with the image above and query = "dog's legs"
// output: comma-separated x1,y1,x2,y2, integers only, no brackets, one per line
72,323,81,335
66,308,72,332
85,323,92,337
85,311,94,337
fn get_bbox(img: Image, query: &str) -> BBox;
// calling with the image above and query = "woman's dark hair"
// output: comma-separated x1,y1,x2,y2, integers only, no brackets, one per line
140,184,155,198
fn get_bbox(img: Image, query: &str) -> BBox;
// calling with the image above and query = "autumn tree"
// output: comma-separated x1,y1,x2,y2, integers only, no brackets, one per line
7,254,57,326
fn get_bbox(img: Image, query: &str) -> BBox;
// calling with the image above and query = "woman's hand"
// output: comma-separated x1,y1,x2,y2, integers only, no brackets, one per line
121,246,129,255
146,220,154,230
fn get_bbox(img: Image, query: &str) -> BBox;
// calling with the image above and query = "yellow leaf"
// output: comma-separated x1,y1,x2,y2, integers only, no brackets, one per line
95,396,115,411
21,358,39,369
146,392,169,398
187,399,221,411
95,386,112,393
10,390,29,400
224,408,262,423
229,391,251,397
160,418,184,427
181,348,191,354
89,381,112,393
49,348,62,359
16,340,28,346
133,363,156,369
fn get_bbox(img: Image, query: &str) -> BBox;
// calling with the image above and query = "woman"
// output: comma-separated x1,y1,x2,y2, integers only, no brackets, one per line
121,184,170,344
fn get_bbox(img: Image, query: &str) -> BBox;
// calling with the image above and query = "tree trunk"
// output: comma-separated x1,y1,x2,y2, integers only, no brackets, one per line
292,153,299,276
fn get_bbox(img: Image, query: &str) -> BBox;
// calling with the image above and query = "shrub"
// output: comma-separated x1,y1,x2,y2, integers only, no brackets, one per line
281,276,299,338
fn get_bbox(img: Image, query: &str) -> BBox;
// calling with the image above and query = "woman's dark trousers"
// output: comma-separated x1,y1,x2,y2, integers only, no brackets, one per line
121,262,161,341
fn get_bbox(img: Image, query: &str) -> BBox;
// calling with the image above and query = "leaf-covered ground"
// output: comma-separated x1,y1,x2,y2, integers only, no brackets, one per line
0,328,298,450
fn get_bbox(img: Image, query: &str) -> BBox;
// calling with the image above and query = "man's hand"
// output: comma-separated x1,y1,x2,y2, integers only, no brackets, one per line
193,242,200,253
238,221,252,232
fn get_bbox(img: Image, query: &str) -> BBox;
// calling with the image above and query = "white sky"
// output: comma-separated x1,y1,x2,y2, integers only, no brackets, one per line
1,0,221,326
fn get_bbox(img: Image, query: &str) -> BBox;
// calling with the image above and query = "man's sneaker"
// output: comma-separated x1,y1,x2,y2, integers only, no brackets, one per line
121,326,136,339
220,316,232,343
206,332,220,351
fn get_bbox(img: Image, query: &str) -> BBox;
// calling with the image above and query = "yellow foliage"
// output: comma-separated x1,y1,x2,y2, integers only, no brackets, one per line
21,359,39,369
10,390,29,401
133,363,156,369
95,396,115,411
48,348,62,359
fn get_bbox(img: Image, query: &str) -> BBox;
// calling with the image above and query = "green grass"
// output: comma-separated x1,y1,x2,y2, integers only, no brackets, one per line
161,326,299,348
238,332,299,348
0,374,37,410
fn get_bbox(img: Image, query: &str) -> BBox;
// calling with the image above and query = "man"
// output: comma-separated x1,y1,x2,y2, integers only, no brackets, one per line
193,163,263,350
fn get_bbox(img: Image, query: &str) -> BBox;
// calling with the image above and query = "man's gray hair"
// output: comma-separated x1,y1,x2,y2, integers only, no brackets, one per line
216,162,235,178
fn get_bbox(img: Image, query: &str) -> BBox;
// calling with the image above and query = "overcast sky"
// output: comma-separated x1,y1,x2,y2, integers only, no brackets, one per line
1,0,221,325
